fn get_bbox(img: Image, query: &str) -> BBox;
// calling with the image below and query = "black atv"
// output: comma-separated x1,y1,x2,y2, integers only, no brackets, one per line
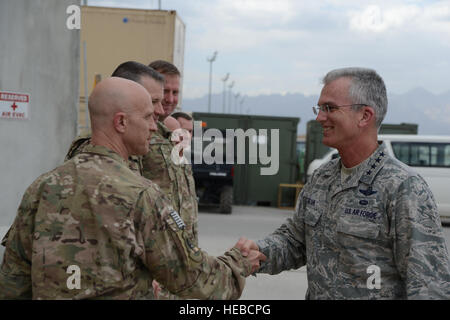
190,131,234,214
192,162,234,214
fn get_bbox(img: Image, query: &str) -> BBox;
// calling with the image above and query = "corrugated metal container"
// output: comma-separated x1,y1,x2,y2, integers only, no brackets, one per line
78,6,185,133
379,123,418,135
192,112,299,207
304,120,331,179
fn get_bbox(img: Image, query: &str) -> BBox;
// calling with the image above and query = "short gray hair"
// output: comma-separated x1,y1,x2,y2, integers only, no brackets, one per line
322,67,387,129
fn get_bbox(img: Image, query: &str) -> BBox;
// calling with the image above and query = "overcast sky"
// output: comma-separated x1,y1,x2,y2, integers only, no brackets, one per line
88,0,450,100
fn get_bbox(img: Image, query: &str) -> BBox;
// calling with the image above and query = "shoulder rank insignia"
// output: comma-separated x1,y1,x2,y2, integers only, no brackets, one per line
169,211,186,230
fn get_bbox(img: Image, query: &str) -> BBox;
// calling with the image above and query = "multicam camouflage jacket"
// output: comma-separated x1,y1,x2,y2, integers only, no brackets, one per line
141,121,198,246
0,145,251,299
65,132,143,175
65,129,197,245
257,142,450,299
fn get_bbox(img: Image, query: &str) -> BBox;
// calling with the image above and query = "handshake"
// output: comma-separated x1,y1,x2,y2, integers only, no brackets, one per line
153,237,267,299
234,237,267,274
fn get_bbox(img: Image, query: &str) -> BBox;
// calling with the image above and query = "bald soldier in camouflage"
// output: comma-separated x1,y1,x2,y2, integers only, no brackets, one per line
143,60,198,246
64,61,197,299
0,77,265,300
65,61,165,176
237,67,450,299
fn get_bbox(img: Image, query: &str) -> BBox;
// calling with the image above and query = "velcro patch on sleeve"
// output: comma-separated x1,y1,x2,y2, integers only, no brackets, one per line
169,211,186,230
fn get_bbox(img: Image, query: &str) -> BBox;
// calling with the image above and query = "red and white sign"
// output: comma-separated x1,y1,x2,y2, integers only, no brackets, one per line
0,91,30,120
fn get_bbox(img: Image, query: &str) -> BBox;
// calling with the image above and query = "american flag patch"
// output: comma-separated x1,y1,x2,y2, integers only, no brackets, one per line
169,211,186,230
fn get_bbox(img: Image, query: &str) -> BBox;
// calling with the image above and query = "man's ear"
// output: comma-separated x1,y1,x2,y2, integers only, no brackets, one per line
113,112,127,133
358,106,375,128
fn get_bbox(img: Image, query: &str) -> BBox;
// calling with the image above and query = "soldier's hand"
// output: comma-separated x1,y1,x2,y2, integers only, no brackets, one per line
152,279,161,299
246,249,267,274
234,236,259,257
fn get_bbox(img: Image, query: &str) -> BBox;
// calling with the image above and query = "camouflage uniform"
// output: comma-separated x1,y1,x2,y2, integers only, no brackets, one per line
0,145,251,299
141,122,199,300
257,142,450,299
65,132,143,175
141,122,198,246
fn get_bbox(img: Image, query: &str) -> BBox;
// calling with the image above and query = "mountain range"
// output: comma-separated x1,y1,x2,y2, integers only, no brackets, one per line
180,87,450,135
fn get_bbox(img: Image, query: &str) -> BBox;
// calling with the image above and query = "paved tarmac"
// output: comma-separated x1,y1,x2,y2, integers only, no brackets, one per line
197,205,450,300
197,205,307,300
0,205,448,300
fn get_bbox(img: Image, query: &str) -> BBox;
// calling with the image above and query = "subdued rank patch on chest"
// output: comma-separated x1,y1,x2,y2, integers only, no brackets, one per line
170,210,186,230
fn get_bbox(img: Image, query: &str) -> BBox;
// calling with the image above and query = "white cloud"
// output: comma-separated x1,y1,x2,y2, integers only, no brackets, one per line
188,0,309,52
349,4,420,32
419,2,450,43
193,26,307,52
87,0,450,98
349,2,450,38
223,0,298,23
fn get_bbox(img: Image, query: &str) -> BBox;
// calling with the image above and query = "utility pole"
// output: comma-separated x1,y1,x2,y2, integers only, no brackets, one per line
207,51,218,113
221,73,229,113
228,81,235,113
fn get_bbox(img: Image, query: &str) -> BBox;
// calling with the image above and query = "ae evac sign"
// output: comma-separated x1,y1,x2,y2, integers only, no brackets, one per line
0,91,30,120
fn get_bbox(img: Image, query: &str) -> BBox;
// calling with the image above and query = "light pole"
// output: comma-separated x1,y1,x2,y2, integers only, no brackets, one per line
239,96,245,114
221,73,229,113
234,93,240,113
228,81,235,113
207,51,218,113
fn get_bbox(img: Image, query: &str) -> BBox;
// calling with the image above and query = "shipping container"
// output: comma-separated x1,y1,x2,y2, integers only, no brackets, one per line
78,6,185,133
192,112,299,208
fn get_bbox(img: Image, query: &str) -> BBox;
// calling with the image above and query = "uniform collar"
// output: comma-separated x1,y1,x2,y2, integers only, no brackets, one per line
81,144,129,167
338,142,388,188
358,142,388,185
158,121,172,138
150,121,172,144
321,142,388,188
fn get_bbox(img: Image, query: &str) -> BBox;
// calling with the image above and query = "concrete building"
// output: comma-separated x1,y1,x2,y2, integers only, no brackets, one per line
0,0,80,261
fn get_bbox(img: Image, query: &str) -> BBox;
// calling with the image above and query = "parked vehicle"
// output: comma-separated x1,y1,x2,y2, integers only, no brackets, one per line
191,131,234,214
306,135,450,223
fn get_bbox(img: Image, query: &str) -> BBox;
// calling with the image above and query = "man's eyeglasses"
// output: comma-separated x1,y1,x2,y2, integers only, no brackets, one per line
312,104,366,115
